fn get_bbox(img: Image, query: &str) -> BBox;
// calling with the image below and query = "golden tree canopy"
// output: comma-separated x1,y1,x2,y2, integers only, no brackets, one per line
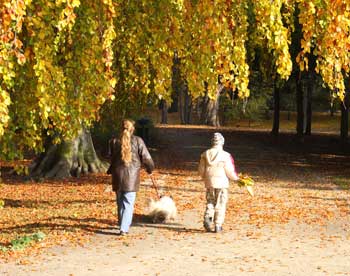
1,0,349,157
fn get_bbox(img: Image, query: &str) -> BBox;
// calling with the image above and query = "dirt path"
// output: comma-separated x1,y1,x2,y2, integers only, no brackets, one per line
1,126,350,275
1,210,349,276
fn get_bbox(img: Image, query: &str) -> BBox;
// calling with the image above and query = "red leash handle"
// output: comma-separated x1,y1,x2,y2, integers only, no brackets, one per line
150,175,161,199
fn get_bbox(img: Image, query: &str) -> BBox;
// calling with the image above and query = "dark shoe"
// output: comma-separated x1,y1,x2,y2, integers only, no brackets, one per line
215,225,223,233
203,217,212,232
118,231,128,236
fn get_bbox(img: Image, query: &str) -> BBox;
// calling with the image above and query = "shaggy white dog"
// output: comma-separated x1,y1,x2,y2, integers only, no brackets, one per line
147,196,177,223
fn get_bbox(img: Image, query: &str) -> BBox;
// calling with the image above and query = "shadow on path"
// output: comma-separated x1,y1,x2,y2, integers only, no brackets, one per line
151,126,350,188
132,214,204,233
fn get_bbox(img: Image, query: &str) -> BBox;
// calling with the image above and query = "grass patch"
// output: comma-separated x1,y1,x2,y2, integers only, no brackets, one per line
145,109,341,133
332,177,350,189
0,232,46,252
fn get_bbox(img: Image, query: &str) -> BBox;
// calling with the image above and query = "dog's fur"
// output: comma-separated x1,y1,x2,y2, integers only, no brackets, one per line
147,196,177,223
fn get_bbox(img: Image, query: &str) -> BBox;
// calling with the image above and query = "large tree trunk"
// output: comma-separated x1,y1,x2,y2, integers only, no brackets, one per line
206,100,220,127
200,83,224,127
296,72,304,137
271,82,280,136
29,128,108,179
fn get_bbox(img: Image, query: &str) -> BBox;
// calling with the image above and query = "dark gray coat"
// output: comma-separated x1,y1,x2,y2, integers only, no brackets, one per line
108,135,154,192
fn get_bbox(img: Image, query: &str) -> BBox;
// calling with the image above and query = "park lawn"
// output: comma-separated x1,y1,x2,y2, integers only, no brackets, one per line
147,109,342,133
226,112,341,133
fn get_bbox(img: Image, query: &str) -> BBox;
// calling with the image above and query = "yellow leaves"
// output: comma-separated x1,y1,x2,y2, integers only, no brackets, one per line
0,88,11,137
13,164,29,176
253,0,292,80
2,0,350,155
0,88,12,107
309,2,316,14
0,1,29,134
103,0,117,17
175,0,252,99
16,52,26,65
71,0,81,8
298,0,350,102
54,0,80,49
109,78,117,88
171,0,184,11
55,0,67,5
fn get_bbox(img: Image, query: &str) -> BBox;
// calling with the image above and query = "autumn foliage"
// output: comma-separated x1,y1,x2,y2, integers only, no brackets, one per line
1,1,350,159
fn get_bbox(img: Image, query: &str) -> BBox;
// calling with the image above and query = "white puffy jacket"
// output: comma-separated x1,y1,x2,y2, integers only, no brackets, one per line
198,145,239,189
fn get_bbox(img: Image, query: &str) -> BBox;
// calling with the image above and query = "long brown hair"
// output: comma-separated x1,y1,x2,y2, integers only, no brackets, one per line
120,119,135,165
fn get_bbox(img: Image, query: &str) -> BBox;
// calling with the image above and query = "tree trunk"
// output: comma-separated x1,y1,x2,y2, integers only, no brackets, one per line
340,91,349,143
304,76,313,135
304,55,316,135
178,83,192,124
200,86,210,124
271,83,280,136
291,5,304,138
200,83,224,127
296,72,304,137
330,102,336,117
160,99,168,124
184,90,192,124
179,84,185,124
206,99,220,127
29,128,108,179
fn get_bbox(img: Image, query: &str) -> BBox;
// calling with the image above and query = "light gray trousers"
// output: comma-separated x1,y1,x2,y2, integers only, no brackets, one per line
204,188,228,227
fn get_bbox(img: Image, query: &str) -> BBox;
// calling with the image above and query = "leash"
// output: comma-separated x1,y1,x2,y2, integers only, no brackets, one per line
150,174,161,199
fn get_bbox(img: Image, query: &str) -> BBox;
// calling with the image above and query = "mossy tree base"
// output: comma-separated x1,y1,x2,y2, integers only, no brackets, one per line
29,128,108,179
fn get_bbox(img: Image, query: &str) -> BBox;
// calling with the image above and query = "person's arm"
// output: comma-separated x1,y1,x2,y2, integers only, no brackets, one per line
225,154,239,181
198,154,206,179
106,138,116,174
107,138,115,158
138,137,155,174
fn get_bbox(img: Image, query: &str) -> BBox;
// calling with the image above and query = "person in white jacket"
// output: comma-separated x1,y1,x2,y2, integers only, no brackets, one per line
198,132,239,233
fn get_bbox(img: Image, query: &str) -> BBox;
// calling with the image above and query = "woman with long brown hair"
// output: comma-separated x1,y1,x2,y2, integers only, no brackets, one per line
108,119,154,235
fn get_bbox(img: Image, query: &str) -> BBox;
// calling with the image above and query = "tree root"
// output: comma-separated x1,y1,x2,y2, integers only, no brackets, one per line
29,128,108,179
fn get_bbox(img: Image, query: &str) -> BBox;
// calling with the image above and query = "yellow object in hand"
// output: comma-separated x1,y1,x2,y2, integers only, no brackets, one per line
245,185,254,196
237,173,255,196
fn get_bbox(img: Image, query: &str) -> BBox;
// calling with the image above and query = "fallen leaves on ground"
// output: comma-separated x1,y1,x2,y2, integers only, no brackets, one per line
1,126,350,261
0,173,116,261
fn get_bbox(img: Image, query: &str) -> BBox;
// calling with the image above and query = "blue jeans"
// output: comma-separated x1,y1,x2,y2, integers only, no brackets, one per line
116,191,136,233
